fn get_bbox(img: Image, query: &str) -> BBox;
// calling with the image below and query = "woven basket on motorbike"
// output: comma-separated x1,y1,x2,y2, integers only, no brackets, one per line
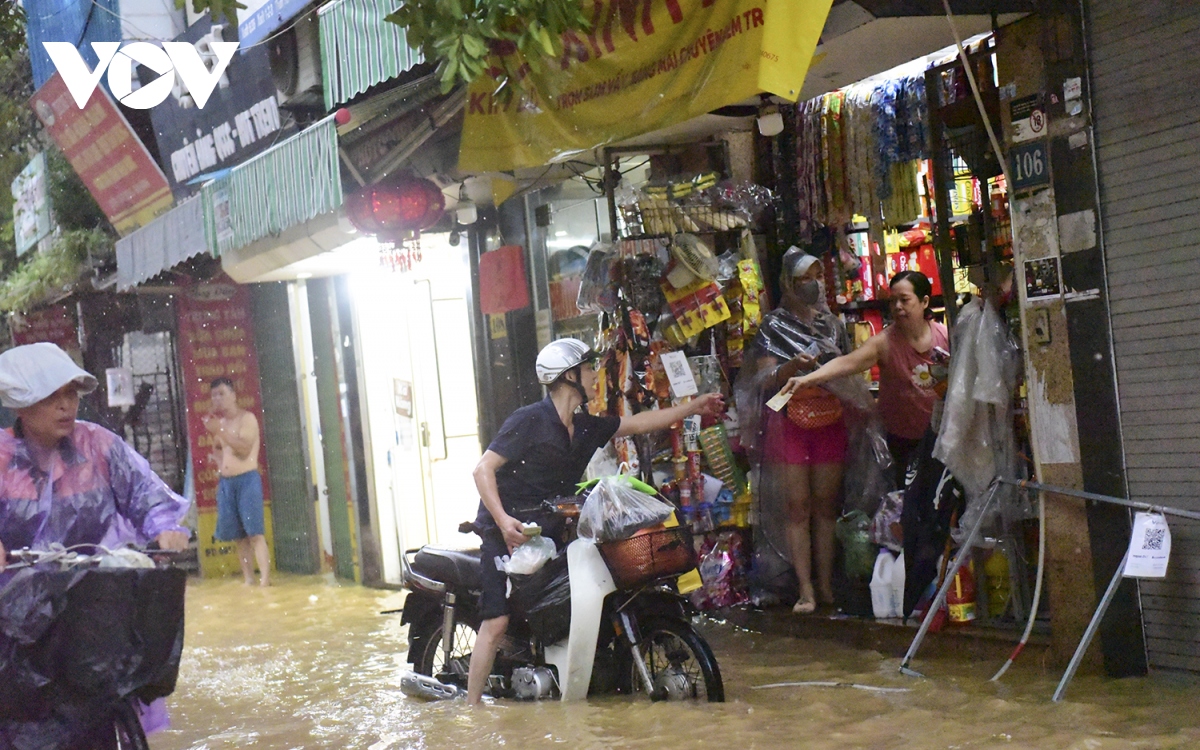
597,524,697,590
786,387,843,429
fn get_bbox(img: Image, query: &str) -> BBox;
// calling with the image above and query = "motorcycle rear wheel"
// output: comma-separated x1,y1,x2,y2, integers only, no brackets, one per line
631,617,724,702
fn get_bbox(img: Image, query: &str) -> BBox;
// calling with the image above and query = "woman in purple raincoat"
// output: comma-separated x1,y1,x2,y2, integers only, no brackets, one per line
0,343,189,564
0,343,189,742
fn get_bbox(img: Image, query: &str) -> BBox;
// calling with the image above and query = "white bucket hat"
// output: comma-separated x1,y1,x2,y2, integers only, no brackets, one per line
0,343,98,409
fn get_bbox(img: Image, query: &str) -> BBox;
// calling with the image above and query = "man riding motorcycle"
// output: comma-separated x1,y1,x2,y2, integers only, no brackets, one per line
467,338,723,705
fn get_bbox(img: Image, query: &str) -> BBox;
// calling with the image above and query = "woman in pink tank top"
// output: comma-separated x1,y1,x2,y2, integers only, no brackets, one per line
782,271,949,484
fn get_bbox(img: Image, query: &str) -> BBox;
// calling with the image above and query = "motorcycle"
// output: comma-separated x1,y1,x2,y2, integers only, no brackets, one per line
398,495,724,702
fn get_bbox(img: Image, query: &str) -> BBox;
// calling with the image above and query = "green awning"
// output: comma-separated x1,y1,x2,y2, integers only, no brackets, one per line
202,116,343,257
318,0,424,111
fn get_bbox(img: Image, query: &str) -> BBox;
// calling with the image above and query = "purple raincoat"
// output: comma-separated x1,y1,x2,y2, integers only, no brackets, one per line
0,420,189,552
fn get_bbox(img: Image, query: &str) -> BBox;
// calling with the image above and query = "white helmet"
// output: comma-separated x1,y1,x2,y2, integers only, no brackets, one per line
536,338,595,385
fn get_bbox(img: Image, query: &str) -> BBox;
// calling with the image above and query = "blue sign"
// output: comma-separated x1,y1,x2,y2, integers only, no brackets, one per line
1010,141,1049,191
238,0,310,47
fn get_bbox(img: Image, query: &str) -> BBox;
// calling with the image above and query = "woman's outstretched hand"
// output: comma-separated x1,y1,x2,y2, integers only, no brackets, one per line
780,375,810,397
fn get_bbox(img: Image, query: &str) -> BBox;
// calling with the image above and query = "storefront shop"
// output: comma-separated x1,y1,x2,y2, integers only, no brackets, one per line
494,16,1058,630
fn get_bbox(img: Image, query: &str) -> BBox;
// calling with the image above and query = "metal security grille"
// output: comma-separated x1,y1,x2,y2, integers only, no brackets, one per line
117,331,188,493
1088,0,1200,672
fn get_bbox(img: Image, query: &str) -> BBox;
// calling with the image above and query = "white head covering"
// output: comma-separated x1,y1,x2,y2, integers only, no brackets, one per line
0,343,98,409
784,246,821,277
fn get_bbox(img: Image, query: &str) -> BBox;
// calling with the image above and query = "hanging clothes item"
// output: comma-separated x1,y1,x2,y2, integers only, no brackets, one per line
898,75,930,163
873,79,903,202
882,161,922,226
821,92,850,227
843,84,879,223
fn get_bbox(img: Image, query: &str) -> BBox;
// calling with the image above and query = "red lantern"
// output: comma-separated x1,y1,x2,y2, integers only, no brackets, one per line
346,178,445,235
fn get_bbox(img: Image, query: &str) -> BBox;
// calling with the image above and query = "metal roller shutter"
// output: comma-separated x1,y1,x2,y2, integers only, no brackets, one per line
1088,0,1200,671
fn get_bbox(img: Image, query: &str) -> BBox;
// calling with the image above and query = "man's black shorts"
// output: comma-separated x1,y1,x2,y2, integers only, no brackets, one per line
478,529,511,621
476,514,567,621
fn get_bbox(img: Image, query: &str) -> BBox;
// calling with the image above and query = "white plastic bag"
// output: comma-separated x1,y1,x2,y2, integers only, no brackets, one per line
505,535,556,576
578,474,674,542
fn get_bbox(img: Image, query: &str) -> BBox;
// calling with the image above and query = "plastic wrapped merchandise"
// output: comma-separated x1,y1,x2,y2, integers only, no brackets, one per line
577,474,674,542
932,298,1025,539
835,510,875,582
871,491,905,552
508,553,572,645
576,244,618,314
505,534,557,576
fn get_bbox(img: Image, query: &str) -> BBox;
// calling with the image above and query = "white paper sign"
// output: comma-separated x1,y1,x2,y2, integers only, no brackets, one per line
1123,512,1171,579
106,367,136,407
660,351,698,398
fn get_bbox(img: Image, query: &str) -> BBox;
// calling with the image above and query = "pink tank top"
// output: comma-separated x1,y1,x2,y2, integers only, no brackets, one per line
877,321,950,440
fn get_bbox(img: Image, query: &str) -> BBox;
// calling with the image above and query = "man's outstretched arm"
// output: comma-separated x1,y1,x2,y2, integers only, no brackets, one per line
614,392,725,438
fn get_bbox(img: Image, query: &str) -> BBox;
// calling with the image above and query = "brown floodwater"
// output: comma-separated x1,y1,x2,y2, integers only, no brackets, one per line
155,575,1200,750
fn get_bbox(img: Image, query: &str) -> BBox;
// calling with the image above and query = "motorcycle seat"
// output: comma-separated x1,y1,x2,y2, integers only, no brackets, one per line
411,546,482,587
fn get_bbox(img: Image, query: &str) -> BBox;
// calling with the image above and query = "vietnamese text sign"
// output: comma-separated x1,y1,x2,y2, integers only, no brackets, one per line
10,304,80,352
12,153,52,256
238,0,310,47
147,17,285,197
459,0,832,172
31,73,174,235
176,281,273,577
1123,512,1171,579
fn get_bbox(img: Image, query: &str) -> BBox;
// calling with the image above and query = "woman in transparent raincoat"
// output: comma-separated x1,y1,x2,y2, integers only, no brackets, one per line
734,248,851,613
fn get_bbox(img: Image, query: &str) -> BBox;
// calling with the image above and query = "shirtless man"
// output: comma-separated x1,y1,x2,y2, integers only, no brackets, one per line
204,377,269,586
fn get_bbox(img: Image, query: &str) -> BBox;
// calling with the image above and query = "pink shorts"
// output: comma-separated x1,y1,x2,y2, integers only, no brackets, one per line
762,408,848,465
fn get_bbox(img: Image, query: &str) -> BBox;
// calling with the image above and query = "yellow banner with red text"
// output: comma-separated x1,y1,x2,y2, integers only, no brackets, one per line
459,0,833,173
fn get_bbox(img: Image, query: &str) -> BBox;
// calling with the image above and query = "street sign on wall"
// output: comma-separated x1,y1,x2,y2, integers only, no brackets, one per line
147,16,286,198
11,153,52,256
237,0,310,47
30,73,174,236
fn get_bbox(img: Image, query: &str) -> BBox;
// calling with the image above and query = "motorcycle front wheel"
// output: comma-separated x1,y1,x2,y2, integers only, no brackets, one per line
415,620,478,683
631,617,724,702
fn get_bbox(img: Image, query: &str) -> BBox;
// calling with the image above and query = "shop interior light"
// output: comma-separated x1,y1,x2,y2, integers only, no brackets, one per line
757,111,784,137
455,183,478,226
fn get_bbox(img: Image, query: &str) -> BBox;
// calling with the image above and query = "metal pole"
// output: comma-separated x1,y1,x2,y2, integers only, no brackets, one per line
998,478,1200,523
1052,547,1130,703
899,481,1001,676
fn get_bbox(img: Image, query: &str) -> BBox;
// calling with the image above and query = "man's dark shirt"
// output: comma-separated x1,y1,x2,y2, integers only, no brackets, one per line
475,397,621,529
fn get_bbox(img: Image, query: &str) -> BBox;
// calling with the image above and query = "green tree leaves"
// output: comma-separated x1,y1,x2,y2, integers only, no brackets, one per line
385,0,591,94
175,0,250,22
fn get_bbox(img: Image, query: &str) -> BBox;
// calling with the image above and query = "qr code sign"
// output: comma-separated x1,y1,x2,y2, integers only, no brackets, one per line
1143,527,1166,551
668,360,688,379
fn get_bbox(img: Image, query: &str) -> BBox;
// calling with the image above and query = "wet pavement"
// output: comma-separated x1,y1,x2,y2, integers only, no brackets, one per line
156,575,1200,750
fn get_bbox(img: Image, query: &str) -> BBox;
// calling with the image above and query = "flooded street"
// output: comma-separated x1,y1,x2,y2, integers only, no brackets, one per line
157,576,1200,750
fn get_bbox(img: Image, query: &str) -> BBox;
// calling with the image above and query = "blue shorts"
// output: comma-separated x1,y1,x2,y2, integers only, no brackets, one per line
215,470,265,541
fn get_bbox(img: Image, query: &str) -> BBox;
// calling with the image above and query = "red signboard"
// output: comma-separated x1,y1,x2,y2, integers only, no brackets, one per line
175,281,271,514
10,304,80,352
478,245,531,314
30,73,174,236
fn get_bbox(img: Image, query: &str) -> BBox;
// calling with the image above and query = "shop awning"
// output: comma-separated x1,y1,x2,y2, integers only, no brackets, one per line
201,115,343,258
114,195,208,291
318,0,425,111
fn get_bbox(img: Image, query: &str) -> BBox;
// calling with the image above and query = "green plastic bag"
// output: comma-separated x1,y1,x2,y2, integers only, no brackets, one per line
836,510,875,582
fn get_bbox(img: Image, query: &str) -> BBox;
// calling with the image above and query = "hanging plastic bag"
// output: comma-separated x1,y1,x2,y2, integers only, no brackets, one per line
835,510,875,581
871,491,904,552
576,244,617,314
577,474,674,542
505,535,557,576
